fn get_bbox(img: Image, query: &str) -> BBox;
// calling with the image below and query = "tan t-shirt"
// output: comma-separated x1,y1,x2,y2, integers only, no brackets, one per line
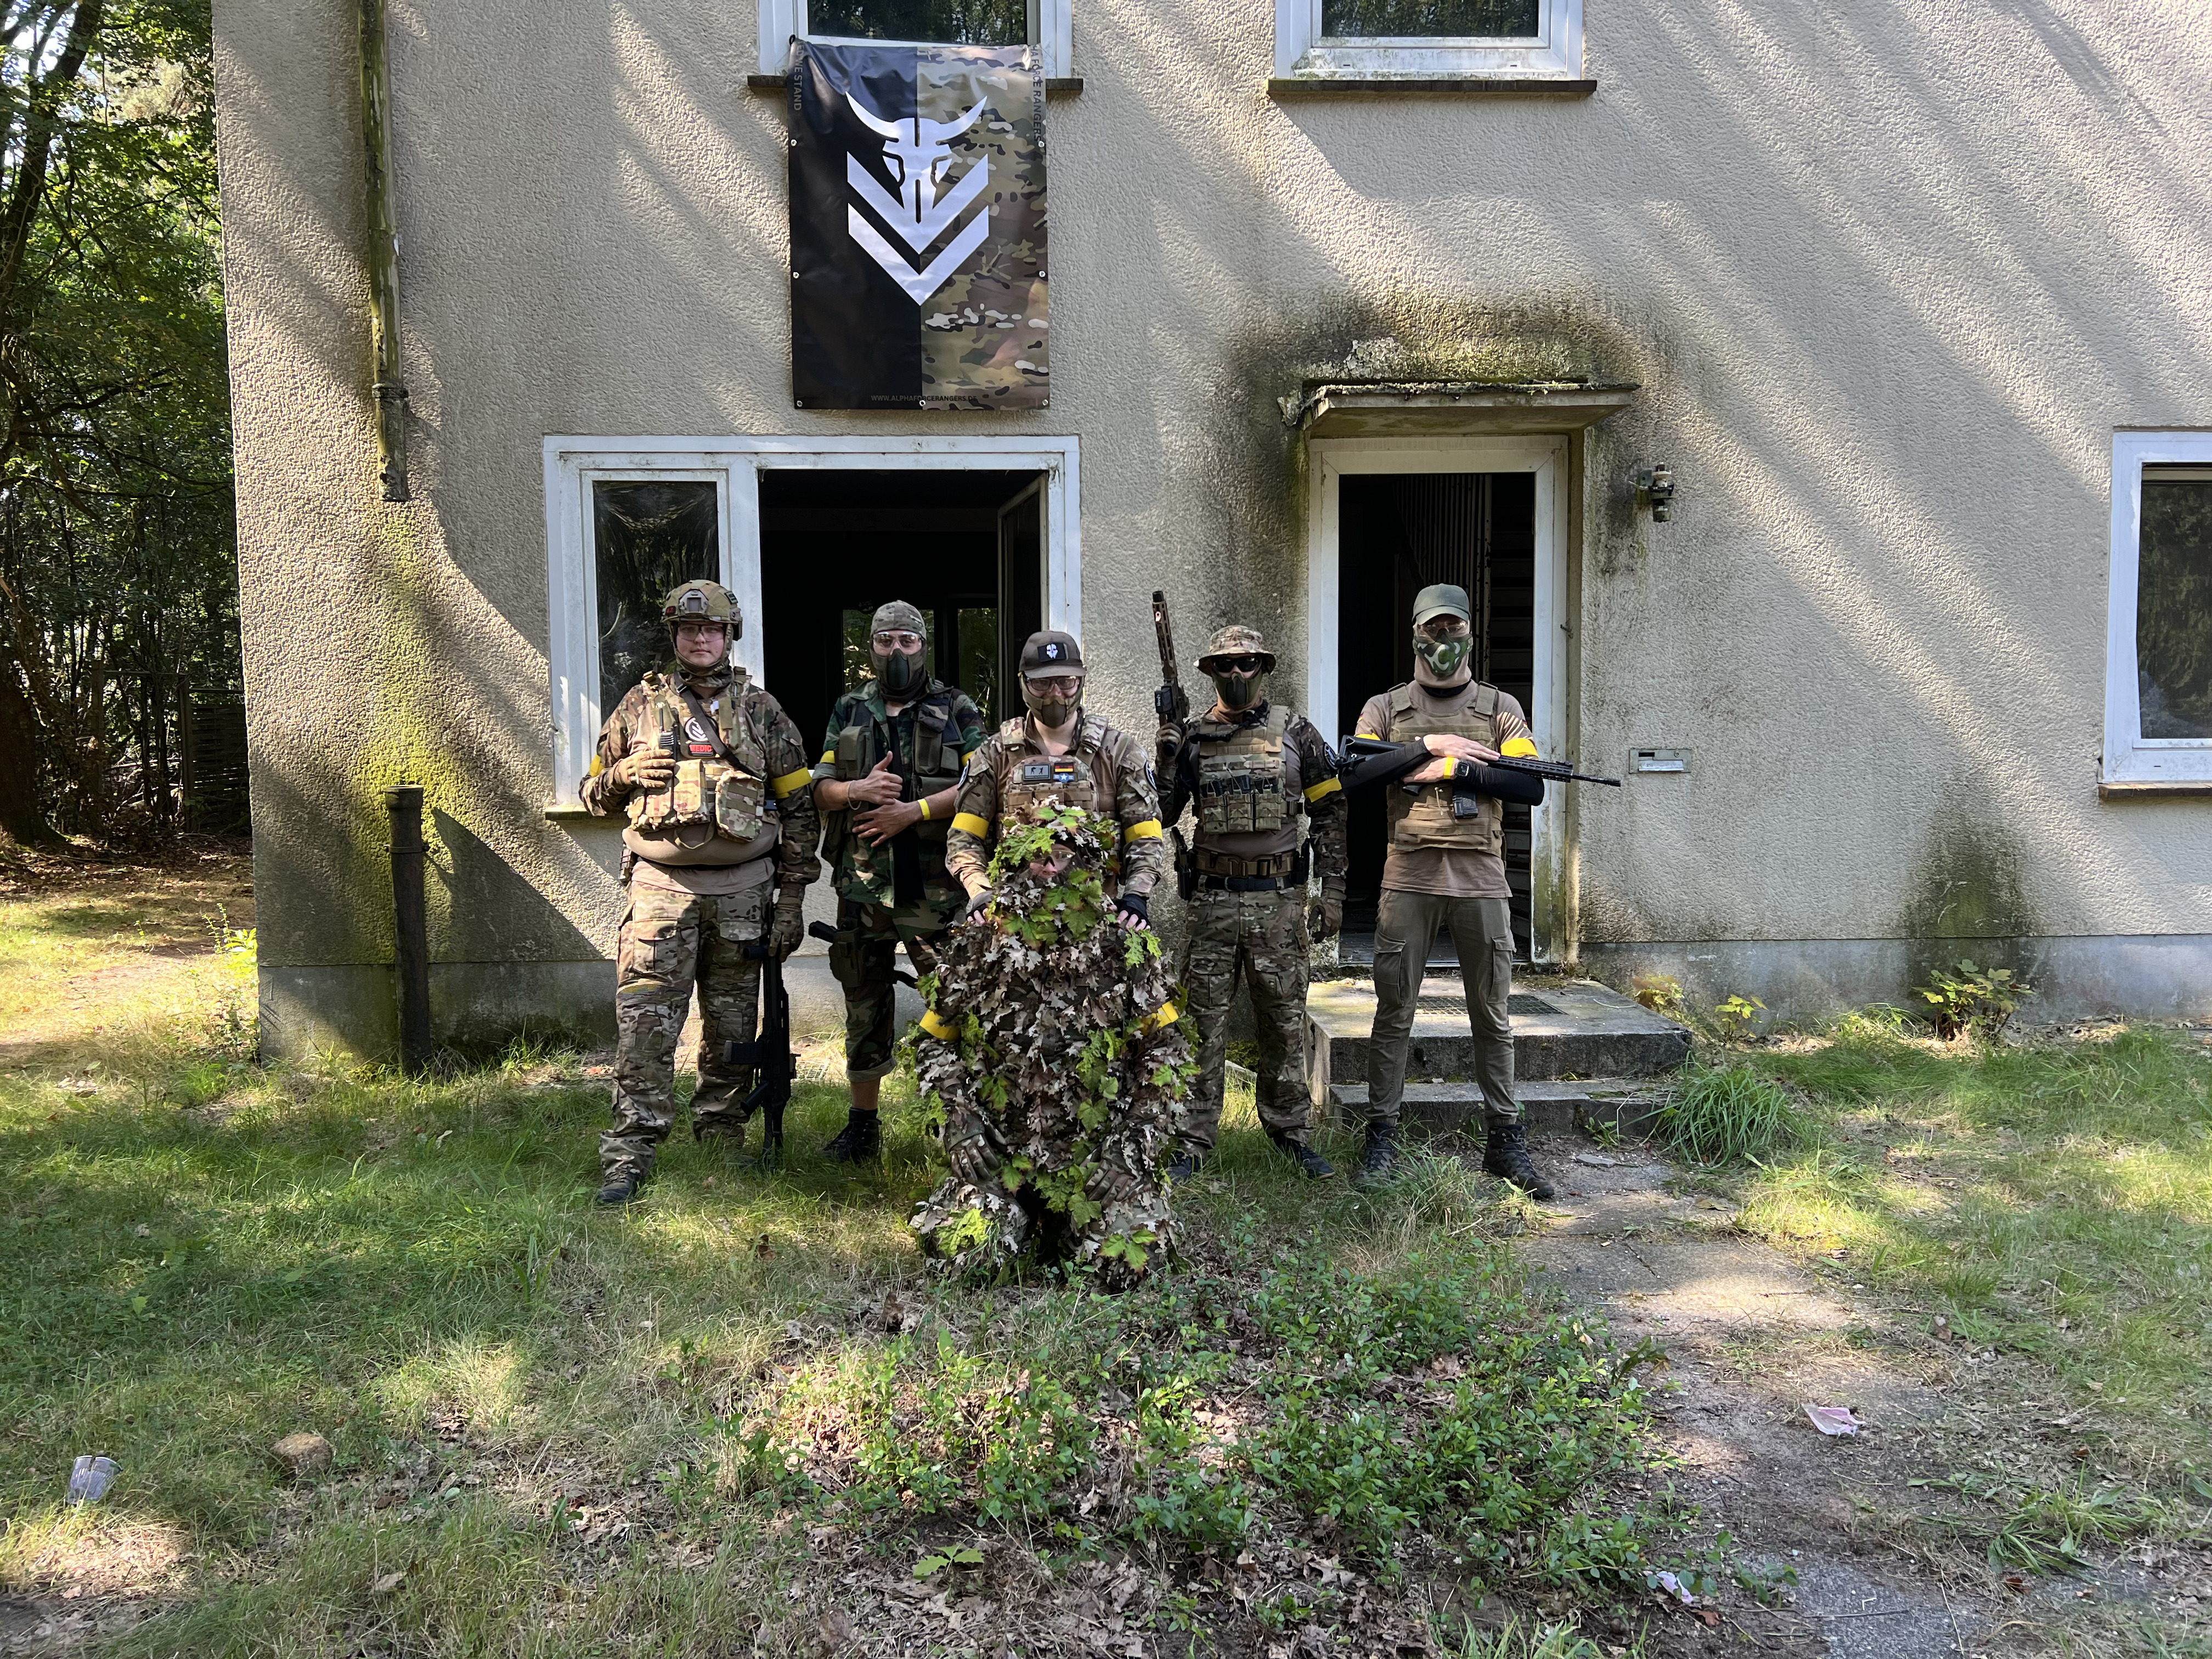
1354,681,1534,900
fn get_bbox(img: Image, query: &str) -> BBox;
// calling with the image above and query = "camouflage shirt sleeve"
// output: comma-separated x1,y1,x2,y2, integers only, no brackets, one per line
578,684,651,816
1289,715,1347,891
757,692,821,889
948,691,988,759
812,693,855,783
945,735,1002,892
1109,729,1171,898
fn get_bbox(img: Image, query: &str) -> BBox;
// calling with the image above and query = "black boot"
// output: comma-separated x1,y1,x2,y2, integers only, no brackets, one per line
595,1169,644,1207
823,1109,881,1164
1166,1147,1205,1180
1354,1125,1402,1184
1269,1131,1336,1180
1482,1121,1557,1200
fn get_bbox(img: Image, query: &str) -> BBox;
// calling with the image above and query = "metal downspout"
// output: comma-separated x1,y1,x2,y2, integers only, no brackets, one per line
359,0,409,502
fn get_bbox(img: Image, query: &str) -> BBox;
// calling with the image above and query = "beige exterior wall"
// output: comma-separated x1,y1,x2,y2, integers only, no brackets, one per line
213,0,2212,1054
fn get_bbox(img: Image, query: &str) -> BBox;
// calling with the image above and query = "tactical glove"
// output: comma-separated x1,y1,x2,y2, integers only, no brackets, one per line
611,749,676,793
957,886,995,925
1307,887,1344,941
768,893,807,959
1115,891,1150,927
943,1107,1000,1185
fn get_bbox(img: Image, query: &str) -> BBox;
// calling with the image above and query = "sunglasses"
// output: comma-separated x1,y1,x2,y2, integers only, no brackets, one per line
1208,656,1265,674
1418,618,1471,640
1026,675,1081,696
872,631,923,650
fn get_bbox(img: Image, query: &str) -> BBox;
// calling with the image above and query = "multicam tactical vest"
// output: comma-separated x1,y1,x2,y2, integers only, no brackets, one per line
1383,680,1503,856
1188,707,1305,876
625,668,772,851
832,686,964,846
997,713,1115,823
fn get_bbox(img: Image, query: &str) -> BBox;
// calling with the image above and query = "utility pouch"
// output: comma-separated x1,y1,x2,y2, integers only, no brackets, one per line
672,759,708,822
834,724,869,781
714,768,765,841
826,924,865,990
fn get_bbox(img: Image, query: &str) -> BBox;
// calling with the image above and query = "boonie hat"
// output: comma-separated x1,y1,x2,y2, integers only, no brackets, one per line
1019,630,1085,679
1412,583,1473,627
1195,623,1276,673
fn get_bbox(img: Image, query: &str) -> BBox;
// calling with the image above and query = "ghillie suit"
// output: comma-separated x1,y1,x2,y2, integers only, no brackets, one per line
909,804,1192,1288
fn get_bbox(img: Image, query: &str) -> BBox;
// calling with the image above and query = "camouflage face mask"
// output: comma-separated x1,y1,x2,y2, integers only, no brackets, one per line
1412,631,1471,680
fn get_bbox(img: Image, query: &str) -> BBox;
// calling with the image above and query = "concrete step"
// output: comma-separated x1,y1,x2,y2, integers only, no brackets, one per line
1327,1078,1669,1141
1304,975,1690,1105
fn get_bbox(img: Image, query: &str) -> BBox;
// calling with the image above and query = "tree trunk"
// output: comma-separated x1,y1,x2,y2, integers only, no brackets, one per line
0,653,49,844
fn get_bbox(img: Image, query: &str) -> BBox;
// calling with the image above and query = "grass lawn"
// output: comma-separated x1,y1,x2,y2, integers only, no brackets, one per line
0,857,1689,1658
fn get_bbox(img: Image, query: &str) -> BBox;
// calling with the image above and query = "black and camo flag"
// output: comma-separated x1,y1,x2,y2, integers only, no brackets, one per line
789,40,1048,411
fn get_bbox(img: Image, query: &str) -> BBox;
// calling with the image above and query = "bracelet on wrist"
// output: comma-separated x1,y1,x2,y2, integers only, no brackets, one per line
918,798,931,821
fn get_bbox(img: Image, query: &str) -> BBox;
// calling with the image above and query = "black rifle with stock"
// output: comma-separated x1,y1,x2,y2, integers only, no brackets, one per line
1150,591,1194,898
1342,736,1621,821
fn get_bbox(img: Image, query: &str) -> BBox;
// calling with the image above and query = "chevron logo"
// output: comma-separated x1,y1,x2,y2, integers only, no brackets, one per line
845,90,991,306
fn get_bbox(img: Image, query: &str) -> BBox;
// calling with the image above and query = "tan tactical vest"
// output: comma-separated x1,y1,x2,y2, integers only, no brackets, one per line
624,669,775,862
1384,680,1503,856
831,686,964,847
996,713,1117,823
1189,707,1304,876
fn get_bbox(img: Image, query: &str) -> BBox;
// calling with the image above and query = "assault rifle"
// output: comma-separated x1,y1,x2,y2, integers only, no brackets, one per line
806,919,920,988
1344,735,1622,795
1150,591,1193,895
725,938,797,1158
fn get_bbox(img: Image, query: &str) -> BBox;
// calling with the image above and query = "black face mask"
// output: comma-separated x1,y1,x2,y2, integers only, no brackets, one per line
876,647,924,697
1210,669,1265,711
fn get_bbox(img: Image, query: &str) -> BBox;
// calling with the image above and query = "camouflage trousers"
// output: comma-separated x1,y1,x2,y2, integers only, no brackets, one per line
827,891,958,1081
1366,890,1517,1134
601,879,766,1178
1177,885,1314,1152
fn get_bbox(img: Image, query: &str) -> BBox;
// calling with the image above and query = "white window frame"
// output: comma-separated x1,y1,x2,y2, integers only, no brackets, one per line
544,434,1080,808
2104,430,2212,786
1274,0,1579,79
760,0,1071,78
1306,435,1570,957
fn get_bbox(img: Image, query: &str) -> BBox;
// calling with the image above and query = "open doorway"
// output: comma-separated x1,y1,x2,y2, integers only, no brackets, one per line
1336,471,1537,964
758,467,1046,753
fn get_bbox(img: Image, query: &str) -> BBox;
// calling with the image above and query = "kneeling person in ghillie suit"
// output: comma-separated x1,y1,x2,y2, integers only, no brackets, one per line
578,580,820,1206
911,804,1192,1287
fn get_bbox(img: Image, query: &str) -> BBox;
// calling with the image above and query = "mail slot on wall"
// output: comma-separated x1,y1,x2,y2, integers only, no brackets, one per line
1633,748,1690,774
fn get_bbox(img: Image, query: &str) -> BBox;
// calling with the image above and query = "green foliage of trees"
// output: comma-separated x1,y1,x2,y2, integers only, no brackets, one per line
0,1,234,845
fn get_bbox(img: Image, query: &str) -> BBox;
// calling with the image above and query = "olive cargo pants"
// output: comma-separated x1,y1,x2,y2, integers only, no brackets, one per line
1364,890,1519,1134
602,881,765,1178
1177,885,1316,1152
827,891,958,1082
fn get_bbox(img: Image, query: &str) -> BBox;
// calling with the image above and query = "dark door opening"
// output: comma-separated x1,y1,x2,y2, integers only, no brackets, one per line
759,468,1046,758
1336,471,1537,967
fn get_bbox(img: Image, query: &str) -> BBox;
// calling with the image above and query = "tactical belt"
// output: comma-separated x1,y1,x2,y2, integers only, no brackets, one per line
1196,873,1291,893
1188,848,1297,879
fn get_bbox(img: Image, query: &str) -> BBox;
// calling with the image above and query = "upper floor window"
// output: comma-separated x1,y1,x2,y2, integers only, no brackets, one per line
761,0,1069,75
2102,432,2212,792
1274,0,1582,82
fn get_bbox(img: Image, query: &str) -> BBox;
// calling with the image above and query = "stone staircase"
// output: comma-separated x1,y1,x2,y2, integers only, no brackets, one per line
1305,975,1691,1139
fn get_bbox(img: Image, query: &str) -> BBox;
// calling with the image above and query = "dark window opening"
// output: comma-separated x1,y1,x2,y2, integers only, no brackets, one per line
1336,471,1537,965
759,468,1045,758
593,480,719,716
807,0,1028,45
2139,467,2212,740
1321,0,1539,37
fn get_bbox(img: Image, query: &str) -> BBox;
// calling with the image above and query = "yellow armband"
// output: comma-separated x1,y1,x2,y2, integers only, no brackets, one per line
1124,819,1164,840
919,1008,960,1041
1500,737,1540,759
1302,776,1342,802
951,811,992,838
771,767,814,799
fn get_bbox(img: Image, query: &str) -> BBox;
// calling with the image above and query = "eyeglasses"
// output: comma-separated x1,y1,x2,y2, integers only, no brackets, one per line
1418,617,1471,640
674,622,726,638
1026,675,1081,697
1207,656,1264,674
872,630,923,651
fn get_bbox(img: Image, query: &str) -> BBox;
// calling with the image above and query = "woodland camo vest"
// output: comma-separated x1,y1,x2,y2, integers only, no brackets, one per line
832,687,964,845
1383,680,1503,856
625,669,772,848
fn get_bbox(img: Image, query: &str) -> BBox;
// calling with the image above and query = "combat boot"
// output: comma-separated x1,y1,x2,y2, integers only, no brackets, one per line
1482,1121,1557,1200
1166,1147,1205,1180
1268,1131,1335,1180
1354,1125,1402,1184
822,1109,881,1164
595,1169,644,1207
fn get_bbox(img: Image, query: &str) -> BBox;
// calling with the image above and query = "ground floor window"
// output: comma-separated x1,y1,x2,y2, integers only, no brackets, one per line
2104,432,2212,786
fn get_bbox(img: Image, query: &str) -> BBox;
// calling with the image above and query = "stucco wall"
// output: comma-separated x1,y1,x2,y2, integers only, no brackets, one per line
213,0,2212,1053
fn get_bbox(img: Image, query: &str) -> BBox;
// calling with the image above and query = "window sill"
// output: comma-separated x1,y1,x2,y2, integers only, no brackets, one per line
746,72,1082,94
2098,778,2212,800
1268,74,1594,99
544,803,600,821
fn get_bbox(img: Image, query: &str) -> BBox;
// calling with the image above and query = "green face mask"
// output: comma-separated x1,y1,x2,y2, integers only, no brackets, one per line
1412,632,1471,679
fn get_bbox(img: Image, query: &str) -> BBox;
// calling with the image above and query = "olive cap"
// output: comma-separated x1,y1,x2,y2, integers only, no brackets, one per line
1019,629,1085,679
1195,623,1275,673
1412,583,1473,627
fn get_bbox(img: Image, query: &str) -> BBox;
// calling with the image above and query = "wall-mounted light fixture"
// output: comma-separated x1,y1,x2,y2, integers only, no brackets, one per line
1637,464,1675,523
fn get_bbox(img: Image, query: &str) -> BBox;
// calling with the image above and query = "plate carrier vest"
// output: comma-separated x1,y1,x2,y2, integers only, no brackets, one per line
1383,680,1503,856
998,712,1115,825
828,685,965,868
1187,706,1304,879
625,668,771,845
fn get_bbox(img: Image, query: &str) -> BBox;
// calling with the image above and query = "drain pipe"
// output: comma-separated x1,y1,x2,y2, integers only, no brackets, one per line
383,786,431,1073
358,0,409,501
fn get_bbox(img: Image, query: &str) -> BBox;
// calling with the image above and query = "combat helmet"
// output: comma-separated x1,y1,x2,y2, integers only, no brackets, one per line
662,579,742,641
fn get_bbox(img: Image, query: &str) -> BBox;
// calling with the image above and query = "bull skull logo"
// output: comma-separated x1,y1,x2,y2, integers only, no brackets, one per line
845,91,991,305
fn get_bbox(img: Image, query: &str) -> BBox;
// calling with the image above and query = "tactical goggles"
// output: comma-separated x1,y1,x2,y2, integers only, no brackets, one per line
1205,656,1265,674
872,630,923,651
1025,674,1082,696
1417,616,1471,640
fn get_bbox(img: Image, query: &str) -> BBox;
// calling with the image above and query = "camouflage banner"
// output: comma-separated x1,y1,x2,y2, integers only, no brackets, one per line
789,40,1048,411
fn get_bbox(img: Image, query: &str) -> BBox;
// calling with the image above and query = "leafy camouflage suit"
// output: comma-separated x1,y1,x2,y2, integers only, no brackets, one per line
814,676,987,1080
581,662,819,1177
944,713,1171,905
1161,674,1346,1154
910,806,1192,1286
